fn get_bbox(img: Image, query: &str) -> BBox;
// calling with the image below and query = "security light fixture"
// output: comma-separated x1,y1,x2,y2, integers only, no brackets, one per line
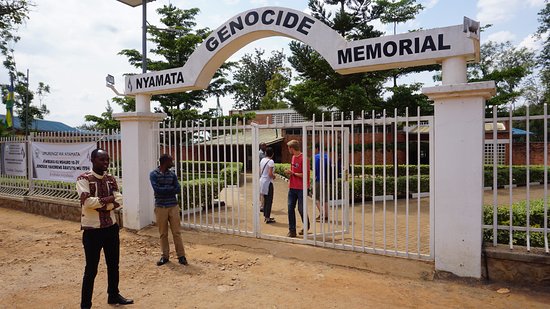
106,74,115,86
116,0,155,7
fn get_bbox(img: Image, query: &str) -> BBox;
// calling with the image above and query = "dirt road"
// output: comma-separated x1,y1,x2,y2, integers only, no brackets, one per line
0,207,548,309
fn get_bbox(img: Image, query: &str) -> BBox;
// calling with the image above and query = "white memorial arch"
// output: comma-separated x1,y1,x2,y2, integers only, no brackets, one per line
113,6,495,279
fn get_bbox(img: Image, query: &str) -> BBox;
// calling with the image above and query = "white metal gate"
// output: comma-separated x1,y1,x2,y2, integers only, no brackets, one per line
156,109,433,260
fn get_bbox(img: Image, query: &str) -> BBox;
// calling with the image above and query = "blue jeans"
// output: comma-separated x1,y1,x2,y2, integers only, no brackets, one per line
287,188,309,232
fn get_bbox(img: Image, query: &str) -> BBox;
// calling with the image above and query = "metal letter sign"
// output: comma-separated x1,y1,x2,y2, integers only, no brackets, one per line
124,7,480,96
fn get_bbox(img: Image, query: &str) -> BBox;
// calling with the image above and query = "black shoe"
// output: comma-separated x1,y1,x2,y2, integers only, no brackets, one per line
287,231,297,238
107,294,134,305
178,256,188,265
264,217,276,224
298,228,310,236
157,256,169,266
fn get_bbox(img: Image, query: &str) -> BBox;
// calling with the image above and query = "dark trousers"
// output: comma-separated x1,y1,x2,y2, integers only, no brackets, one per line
81,224,120,308
287,188,309,232
263,183,274,219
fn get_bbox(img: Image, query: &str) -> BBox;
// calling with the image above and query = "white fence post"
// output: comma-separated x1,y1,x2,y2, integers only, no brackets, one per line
423,58,496,278
114,94,166,230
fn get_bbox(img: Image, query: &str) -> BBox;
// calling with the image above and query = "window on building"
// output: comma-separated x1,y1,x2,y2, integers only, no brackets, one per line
484,143,506,165
272,113,306,124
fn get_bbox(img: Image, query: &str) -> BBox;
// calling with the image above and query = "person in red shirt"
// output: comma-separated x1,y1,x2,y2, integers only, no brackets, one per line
285,140,310,237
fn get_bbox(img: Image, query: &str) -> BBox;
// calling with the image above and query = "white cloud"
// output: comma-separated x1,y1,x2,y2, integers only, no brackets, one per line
476,0,522,24
422,0,439,10
477,0,545,24
527,0,545,7
519,33,545,50
486,31,516,43
223,0,241,5
249,0,269,6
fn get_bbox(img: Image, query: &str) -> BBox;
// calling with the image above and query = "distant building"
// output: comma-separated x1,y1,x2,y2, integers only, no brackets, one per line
0,114,79,133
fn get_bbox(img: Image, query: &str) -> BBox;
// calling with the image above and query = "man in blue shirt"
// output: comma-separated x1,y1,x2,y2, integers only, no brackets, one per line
149,154,188,266
314,144,330,222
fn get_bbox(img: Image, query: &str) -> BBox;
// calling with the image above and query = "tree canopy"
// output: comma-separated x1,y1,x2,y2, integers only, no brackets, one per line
286,0,430,119
232,49,290,111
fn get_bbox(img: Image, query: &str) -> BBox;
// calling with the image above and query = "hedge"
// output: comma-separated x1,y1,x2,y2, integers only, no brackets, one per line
351,165,430,177
276,163,430,178
179,178,222,209
483,165,550,187
483,199,550,247
179,161,243,186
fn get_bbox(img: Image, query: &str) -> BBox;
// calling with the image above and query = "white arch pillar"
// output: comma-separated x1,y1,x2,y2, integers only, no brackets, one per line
424,58,495,278
114,94,166,230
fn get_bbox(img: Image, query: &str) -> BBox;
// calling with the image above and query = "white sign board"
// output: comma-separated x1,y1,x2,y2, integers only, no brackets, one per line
124,7,480,95
31,142,95,182
2,142,27,177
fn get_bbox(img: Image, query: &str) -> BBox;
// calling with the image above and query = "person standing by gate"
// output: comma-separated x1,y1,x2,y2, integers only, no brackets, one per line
285,140,310,237
149,154,188,266
314,144,330,222
77,148,133,309
260,147,276,223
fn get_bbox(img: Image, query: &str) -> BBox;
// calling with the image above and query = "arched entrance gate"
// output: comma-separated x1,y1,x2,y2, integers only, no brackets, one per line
113,6,495,278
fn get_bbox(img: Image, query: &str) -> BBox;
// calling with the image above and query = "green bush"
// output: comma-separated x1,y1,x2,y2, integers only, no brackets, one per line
483,165,550,187
179,178,222,210
178,161,243,173
351,165,430,177
483,199,550,247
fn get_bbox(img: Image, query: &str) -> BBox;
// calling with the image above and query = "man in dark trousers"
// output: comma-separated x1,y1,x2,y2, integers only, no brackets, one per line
76,148,133,309
149,154,188,266
285,140,310,237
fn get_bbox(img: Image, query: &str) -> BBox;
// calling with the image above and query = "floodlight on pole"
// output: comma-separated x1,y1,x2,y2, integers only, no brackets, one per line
116,0,155,73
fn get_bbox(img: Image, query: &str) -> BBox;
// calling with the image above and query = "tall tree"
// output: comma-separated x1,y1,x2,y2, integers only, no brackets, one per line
468,41,536,114
82,101,119,131
232,49,289,111
536,1,550,102
0,0,32,55
117,5,234,122
375,0,427,87
260,67,292,110
287,0,388,118
1,1,51,133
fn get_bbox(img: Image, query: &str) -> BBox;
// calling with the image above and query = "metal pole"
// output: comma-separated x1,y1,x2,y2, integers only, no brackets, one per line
25,69,29,137
142,0,147,73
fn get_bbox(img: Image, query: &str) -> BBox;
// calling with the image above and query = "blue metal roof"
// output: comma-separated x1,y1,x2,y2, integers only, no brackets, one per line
0,114,79,132
511,128,533,135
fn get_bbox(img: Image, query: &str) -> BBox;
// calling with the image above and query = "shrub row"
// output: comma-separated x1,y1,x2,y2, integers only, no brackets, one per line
483,199,550,247
483,165,550,187
351,165,430,177
179,178,222,209
178,161,242,186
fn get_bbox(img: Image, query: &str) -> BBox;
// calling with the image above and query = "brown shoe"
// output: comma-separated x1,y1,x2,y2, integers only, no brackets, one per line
287,231,297,238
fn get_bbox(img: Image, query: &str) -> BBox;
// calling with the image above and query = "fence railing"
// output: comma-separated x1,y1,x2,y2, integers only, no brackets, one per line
155,109,435,260
0,129,121,201
484,104,549,253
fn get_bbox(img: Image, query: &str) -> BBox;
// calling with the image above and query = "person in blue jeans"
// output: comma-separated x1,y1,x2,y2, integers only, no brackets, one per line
285,140,310,237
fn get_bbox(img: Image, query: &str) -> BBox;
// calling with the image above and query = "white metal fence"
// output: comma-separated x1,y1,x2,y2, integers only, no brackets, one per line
156,108,434,260
484,105,549,253
0,129,121,200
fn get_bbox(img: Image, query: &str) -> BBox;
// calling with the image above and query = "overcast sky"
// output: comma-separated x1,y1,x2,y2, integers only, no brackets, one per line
0,0,546,127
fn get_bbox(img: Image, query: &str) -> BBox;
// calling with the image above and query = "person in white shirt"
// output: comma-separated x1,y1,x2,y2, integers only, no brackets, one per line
259,147,276,223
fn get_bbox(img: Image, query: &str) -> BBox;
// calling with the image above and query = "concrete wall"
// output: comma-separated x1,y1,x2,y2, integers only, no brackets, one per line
484,245,550,286
0,195,81,222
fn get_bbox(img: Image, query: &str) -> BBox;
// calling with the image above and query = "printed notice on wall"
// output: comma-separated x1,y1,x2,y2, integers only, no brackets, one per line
2,142,27,177
31,142,95,182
